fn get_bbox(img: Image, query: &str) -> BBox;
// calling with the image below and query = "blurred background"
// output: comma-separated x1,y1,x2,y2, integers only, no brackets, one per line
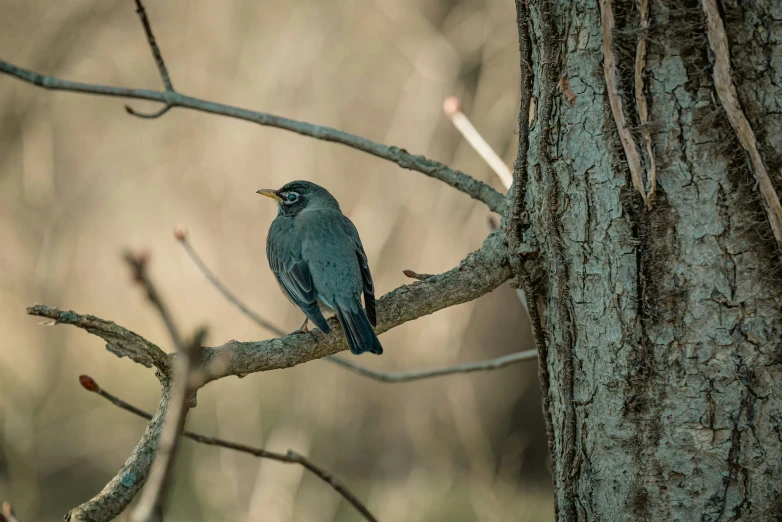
0,0,550,520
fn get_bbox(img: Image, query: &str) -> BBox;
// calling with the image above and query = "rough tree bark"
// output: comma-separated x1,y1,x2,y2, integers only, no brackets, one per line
513,0,782,520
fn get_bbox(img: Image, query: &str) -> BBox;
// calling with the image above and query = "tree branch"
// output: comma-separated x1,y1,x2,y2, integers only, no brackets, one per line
177,232,286,338
178,229,530,383
402,269,435,281
78,375,378,522
122,247,202,521
131,0,173,92
199,230,512,382
0,60,504,213
28,304,171,377
443,96,512,190
130,330,203,522
1,501,19,522
66,384,173,522
327,349,538,383
123,251,186,353
30,232,511,383
28,232,510,521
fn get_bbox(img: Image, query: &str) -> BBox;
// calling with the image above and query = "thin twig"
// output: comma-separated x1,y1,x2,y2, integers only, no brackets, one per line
327,349,538,382
701,0,782,252
439,96,531,313
132,0,173,91
123,251,186,353
176,231,286,337
126,104,172,119
402,269,435,281
443,96,513,190
1,501,19,522
123,249,200,521
129,339,201,522
79,375,379,522
0,61,504,213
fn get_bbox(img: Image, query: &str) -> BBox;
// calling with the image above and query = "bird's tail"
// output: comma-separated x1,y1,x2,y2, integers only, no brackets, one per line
335,305,383,355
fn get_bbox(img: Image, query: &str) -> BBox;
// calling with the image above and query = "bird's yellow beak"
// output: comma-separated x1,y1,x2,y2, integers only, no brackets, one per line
256,189,283,202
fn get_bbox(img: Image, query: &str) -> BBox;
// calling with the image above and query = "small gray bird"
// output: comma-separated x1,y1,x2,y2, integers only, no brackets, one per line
257,180,382,355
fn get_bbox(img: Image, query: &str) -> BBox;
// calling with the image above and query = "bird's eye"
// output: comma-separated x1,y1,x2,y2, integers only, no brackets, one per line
286,192,299,203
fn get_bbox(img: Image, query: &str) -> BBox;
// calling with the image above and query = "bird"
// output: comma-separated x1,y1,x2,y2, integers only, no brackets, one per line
257,180,383,355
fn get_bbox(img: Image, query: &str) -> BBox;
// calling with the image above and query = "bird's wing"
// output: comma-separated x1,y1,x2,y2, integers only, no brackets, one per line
266,218,330,332
342,216,377,326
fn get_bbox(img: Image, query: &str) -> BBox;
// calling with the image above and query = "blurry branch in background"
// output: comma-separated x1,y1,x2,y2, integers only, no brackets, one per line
124,251,186,352
175,227,286,338
78,375,379,522
443,96,530,314
327,350,538,383
443,96,512,190
0,0,505,213
0,501,19,522
131,0,173,90
123,252,205,522
178,229,535,382
124,0,174,118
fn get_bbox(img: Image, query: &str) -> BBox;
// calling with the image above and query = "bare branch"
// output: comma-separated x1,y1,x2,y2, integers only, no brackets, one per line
131,0,173,91
0,60,504,213
130,330,203,522
443,96,512,190
123,251,186,353
125,104,172,119
29,233,509,521
79,375,378,522
327,349,538,383
27,304,171,376
200,230,511,381
123,248,203,521
67,384,174,522
33,232,510,383
178,229,527,384
1,501,19,522
701,0,782,252
176,231,286,338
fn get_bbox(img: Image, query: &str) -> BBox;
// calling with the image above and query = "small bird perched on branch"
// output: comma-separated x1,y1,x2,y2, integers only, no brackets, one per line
257,180,382,355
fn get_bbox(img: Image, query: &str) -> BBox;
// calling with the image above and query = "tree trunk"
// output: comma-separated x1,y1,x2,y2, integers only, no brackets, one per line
514,0,782,520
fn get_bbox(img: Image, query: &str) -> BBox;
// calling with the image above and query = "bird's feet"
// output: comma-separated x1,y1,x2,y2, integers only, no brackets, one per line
291,317,309,334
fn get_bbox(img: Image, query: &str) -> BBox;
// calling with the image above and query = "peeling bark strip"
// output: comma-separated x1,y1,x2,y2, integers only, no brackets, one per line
633,0,657,205
599,0,652,207
700,0,782,253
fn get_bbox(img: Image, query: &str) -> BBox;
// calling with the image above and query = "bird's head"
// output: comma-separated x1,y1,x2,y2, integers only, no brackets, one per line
256,180,340,216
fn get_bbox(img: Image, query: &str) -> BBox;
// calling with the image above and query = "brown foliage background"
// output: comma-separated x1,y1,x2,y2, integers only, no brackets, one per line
0,0,550,520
